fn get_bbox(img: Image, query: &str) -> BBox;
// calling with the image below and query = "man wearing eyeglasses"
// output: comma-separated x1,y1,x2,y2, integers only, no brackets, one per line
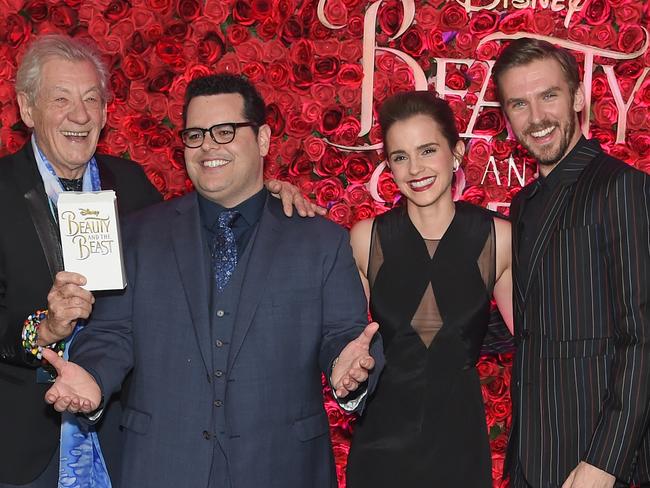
41,73,384,488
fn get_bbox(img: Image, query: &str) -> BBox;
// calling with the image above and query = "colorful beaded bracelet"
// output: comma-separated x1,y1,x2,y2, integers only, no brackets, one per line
21,309,66,360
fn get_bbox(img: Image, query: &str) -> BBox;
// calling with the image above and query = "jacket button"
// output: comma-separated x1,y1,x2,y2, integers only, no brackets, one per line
214,370,223,378
215,339,224,347
214,400,223,407
202,430,211,440
216,310,225,317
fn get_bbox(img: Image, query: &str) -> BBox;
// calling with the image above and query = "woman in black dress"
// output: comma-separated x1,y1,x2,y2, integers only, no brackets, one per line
346,91,513,488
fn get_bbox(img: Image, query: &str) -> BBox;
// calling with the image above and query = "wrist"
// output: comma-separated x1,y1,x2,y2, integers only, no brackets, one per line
21,310,66,360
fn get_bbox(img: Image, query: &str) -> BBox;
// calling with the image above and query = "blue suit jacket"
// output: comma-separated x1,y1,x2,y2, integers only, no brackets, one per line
72,192,383,488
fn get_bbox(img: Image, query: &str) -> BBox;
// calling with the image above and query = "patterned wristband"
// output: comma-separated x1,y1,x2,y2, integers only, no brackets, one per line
21,310,66,360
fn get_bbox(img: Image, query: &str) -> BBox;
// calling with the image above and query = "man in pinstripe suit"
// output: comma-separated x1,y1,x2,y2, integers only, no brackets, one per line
494,38,650,488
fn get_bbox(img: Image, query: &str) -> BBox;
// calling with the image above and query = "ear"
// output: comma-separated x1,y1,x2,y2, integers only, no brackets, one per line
573,83,586,113
17,92,35,129
257,124,271,157
453,140,466,161
100,101,108,129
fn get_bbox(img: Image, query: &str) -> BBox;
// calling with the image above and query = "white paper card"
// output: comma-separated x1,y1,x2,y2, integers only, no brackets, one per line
57,190,126,291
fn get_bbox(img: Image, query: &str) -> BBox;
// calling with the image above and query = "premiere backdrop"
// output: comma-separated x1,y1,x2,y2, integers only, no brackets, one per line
0,0,648,486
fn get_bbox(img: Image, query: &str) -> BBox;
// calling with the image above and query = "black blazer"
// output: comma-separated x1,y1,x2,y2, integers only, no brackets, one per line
0,144,161,485
507,140,650,486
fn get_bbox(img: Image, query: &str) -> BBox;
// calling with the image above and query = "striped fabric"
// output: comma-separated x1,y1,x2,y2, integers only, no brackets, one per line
507,141,650,487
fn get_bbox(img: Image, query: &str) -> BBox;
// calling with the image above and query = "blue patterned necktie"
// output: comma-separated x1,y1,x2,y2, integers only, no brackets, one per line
211,211,239,293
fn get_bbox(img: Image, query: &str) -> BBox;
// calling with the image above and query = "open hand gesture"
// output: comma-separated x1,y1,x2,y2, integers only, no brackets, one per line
331,322,379,398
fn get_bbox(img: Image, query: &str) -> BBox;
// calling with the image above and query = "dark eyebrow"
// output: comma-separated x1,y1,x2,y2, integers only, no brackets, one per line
540,86,561,97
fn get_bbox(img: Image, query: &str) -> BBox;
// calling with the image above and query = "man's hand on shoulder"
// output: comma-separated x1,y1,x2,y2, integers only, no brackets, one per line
561,461,616,488
265,179,326,218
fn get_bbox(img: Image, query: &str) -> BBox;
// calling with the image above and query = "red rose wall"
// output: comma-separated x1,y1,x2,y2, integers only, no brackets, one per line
0,0,648,486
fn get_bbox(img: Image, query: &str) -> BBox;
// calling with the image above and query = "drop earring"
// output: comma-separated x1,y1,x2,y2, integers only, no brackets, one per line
452,158,460,172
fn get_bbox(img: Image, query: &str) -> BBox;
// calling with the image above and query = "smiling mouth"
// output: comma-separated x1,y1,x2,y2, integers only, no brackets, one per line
203,159,230,168
529,125,556,139
61,130,90,139
409,176,436,189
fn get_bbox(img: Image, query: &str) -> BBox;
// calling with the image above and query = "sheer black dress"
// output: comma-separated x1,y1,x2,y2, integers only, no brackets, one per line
346,202,495,488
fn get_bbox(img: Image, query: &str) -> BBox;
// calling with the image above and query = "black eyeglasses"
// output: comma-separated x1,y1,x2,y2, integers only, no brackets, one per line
179,122,257,148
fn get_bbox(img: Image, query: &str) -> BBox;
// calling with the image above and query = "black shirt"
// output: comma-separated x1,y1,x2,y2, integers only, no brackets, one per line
198,188,267,255
517,136,592,286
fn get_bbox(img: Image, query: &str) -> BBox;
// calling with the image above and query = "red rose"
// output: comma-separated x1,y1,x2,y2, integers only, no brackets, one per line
491,139,514,160
275,92,298,112
345,155,373,184
608,144,634,165
320,107,343,136
155,38,185,69
176,0,201,21
338,86,360,108
475,40,499,62
455,32,476,57
303,136,326,161
440,3,468,29
467,62,488,92
259,39,287,63
278,136,300,162
128,141,150,163
264,63,289,90
344,183,372,205
143,21,163,43
323,0,348,26
531,9,555,36
111,18,136,39
469,10,498,37
314,177,345,207
241,62,265,83
263,157,285,181
121,54,148,81
593,97,618,126
126,84,147,111
352,202,375,223
25,0,49,23
104,0,131,22
477,357,500,378
339,39,362,64
165,21,189,40
288,155,312,177
231,0,255,25
377,1,403,36
615,2,643,24
627,105,648,131
301,100,323,124
204,0,229,23
146,0,173,14
583,0,611,25
568,25,590,45
636,155,650,175
415,5,439,30
226,24,250,45
150,126,174,150
281,16,304,44
400,26,426,57
332,116,360,146
284,112,312,139
618,25,645,53
0,127,27,156
474,108,505,137
234,38,264,63
216,52,241,74
328,201,352,228
4,14,30,48
313,56,340,82
249,0,272,19
289,39,313,66
345,13,364,38
377,171,401,203
500,10,532,35
315,148,345,177
148,69,174,94
446,68,468,92
196,32,225,64
291,64,313,90
628,133,650,156
460,185,486,206
100,129,130,155
149,93,169,121
256,18,279,41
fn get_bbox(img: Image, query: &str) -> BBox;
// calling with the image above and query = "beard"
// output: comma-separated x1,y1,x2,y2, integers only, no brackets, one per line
520,114,576,167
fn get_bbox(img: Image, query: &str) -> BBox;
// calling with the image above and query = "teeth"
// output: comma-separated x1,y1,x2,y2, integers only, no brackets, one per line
531,126,554,138
203,159,229,168
61,131,89,137
410,176,435,188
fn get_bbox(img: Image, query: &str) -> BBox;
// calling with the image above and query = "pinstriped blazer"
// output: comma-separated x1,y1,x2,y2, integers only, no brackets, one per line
507,139,650,487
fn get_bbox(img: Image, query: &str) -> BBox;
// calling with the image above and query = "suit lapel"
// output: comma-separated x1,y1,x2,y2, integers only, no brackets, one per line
97,157,117,192
228,196,281,371
171,193,212,374
14,145,63,280
511,184,535,318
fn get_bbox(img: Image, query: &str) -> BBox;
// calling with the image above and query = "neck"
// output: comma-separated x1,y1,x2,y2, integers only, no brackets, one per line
406,194,455,240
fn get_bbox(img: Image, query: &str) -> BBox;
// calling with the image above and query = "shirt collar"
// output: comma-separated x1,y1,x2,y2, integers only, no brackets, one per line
539,136,601,190
198,188,267,230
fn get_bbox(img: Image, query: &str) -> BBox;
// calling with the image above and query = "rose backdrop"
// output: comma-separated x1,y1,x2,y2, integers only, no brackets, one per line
0,0,648,486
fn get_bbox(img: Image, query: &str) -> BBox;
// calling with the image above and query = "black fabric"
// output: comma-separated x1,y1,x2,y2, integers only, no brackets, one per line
58,177,83,192
346,202,493,488
0,143,161,485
